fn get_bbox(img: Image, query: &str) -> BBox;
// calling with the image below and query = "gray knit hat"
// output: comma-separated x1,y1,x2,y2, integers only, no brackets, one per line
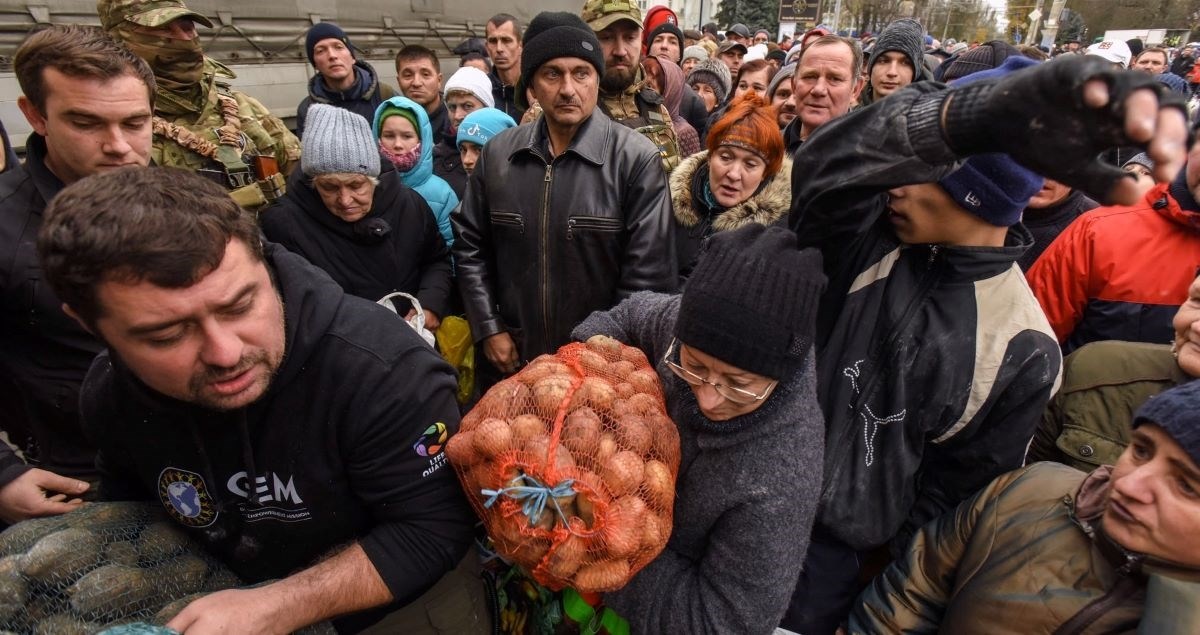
1133,380,1200,468
301,104,381,178
767,62,796,100
682,45,708,63
867,18,925,79
686,57,732,104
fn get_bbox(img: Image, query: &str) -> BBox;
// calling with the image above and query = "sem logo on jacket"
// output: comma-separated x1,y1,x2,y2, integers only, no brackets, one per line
227,471,312,523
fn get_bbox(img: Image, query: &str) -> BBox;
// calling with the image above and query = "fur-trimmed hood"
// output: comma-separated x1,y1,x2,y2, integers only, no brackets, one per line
670,150,794,231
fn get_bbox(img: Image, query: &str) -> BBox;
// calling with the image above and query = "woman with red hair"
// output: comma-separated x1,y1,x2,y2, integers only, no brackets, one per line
669,94,789,280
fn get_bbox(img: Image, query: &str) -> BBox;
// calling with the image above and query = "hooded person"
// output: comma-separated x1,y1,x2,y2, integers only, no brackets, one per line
686,57,732,114
372,96,459,249
767,62,798,129
644,55,700,156
261,104,451,326
572,223,826,634
852,378,1200,633
670,94,790,280
296,22,399,138
433,66,495,198
860,18,928,106
455,107,517,176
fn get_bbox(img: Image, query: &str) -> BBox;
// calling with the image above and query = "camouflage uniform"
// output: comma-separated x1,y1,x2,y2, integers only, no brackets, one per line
582,0,681,173
98,0,301,211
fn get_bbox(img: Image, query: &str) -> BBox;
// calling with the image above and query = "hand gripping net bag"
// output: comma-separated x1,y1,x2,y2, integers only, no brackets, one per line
0,501,245,633
447,336,681,593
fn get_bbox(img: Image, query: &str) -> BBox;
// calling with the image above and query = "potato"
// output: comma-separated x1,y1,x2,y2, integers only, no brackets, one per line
545,521,589,579
19,527,102,583
646,414,682,465
610,360,636,378
640,512,670,552
533,375,574,413
472,418,513,460
614,414,653,454
642,459,675,509
66,501,160,528
628,369,660,395
574,559,631,592
0,555,26,621
575,492,596,527
510,414,547,444
563,408,602,454
602,451,645,497
596,433,619,468
67,563,153,616
105,540,140,567
614,382,636,399
586,334,623,355
570,377,616,411
521,357,571,384
203,566,243,592
620,346,648,365
577,348,609,374
476,380,533,416
444,430,478,467
34,615,99,635
136,521,191,562
602,497,644,558
155,591,208,623
0,516,64,557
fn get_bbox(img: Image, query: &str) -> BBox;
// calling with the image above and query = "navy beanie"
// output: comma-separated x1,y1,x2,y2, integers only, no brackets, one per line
306,23,354,66
516,12,605,110
938,56,1043,226
1133,380,1200,468
647,22,686,62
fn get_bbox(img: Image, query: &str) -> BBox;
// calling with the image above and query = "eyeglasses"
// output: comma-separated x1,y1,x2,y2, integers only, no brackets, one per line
662,338,778,404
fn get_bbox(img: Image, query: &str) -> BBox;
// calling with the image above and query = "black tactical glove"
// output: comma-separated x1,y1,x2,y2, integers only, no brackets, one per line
940,55,1190,203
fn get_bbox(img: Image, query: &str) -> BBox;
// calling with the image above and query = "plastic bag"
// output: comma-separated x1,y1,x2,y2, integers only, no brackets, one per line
377,292,436,348
435,315,476,405
446,336,680,593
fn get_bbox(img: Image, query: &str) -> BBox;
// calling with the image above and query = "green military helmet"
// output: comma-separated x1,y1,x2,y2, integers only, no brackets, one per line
582,0,642,33
97,0,214,33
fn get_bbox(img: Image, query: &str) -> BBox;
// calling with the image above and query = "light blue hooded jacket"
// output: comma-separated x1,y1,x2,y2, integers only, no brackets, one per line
372,96,458,248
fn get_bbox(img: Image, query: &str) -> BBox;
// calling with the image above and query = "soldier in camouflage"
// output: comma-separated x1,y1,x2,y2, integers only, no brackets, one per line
98,0,301,210
582,0,681,173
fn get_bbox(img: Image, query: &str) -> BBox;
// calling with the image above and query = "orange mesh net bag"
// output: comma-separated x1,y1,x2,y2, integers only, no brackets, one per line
447,335,680,593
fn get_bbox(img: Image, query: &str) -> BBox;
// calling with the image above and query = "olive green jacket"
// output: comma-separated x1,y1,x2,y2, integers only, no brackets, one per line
1028,341,1188,471
850,462,1200,634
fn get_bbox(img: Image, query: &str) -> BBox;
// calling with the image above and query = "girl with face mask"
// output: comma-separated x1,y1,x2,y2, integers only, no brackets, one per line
372,97,459,249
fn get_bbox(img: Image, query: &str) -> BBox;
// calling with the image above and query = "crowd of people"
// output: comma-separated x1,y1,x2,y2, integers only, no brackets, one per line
0,0,1198,632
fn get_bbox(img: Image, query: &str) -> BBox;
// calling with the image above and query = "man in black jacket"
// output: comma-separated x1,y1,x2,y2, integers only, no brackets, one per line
0,25,154,523
782,55,1188,633
42,167,483,633
295,22,398,138
452,11,676,383
485,14,524,119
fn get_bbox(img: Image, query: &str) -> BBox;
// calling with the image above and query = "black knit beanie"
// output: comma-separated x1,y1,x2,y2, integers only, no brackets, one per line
676,224,826,379
306,23,355,66
867,19,925,79
647,22,685,63
516,12,605,110
1133,380,1200,468
941,40,1019,82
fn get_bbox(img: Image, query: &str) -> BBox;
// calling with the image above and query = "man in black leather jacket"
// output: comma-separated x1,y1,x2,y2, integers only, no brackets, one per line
452,11,676,381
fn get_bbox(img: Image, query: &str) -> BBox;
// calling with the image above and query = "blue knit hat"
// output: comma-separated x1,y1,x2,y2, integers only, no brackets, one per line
1133,380,1200,468
306,22,354,66
457,108,518,149
939,56,1043,226
1156,72,1188,95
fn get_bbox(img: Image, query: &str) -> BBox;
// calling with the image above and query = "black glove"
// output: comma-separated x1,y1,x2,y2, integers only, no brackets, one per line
940,55,1190,203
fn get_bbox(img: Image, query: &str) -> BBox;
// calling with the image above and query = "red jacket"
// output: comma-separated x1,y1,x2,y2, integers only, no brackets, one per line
1027,182,1200,353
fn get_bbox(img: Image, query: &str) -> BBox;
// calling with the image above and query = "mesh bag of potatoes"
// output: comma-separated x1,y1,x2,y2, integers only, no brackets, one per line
0,501,245,634
448,335,681,593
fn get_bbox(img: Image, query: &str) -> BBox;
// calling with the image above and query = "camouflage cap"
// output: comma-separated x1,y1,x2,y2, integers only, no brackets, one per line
582,0,642,33
97,0,214,32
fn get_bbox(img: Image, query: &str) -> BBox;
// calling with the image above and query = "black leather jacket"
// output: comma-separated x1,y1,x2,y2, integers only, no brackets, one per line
452,109,677,362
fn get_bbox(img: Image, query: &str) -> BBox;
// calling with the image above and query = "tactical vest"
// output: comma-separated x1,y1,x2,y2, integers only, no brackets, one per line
152,73,300,211
599,81,681,173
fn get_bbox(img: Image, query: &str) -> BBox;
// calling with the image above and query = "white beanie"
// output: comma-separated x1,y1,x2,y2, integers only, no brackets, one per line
301,104,381,177
443,66,495,108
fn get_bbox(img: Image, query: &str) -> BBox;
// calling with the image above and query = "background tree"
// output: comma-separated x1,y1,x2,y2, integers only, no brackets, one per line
713,0,780,36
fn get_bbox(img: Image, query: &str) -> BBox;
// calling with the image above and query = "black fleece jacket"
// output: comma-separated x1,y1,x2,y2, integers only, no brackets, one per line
261,166,452,317
80,245,474,632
